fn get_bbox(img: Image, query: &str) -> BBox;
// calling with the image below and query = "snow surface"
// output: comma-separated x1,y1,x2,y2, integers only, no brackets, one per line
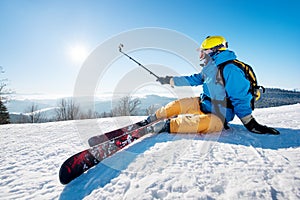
1,104,300,200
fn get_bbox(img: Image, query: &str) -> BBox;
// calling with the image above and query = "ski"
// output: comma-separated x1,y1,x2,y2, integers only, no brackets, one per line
59,122,156,185
88,118,157,147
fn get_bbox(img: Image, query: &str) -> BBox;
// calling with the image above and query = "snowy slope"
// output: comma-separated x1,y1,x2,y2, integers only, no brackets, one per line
1,104,300,200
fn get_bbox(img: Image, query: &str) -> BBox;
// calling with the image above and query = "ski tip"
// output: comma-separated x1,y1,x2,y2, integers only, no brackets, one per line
59,164,72,185
58,151,88,185
58,150,96,185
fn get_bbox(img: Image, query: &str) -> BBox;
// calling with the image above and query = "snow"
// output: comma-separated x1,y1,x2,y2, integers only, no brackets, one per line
1,104,300,200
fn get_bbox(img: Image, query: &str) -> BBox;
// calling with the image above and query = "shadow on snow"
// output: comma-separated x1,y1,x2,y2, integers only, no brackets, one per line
59,125,300,199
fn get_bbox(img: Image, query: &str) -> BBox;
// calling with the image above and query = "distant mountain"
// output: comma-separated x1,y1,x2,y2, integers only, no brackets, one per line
6,88,300,123
6,99,57,113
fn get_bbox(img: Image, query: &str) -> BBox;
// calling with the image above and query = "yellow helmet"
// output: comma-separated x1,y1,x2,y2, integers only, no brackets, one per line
201,36,228,51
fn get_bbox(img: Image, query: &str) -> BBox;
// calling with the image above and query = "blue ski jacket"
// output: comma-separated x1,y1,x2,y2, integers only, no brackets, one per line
173,50,253,123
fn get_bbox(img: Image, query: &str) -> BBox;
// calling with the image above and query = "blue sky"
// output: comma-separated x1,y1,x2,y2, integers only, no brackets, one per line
0,0,300,98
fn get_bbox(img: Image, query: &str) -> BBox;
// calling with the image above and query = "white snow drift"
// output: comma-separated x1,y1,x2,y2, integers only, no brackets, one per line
1,104,300,200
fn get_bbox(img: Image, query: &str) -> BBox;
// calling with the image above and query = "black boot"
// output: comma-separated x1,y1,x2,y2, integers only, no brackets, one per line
147,119,170,133
137,114,158,126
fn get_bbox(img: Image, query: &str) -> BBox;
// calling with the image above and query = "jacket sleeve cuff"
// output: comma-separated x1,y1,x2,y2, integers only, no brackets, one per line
241,114,254,125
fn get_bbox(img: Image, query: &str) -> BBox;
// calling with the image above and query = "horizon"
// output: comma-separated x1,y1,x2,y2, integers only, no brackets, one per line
6,88,300,114
8,87,300,102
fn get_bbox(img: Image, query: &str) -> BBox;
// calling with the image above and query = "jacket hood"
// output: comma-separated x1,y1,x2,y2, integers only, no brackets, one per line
212,50,237,66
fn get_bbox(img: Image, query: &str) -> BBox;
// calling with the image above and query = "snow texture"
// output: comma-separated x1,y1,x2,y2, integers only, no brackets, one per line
1,104,300,200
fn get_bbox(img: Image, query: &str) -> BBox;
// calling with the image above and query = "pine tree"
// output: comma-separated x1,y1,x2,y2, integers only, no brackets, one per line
0,100,10,124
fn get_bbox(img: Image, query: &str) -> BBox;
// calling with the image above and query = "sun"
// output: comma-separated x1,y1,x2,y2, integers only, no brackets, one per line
68,44,89,64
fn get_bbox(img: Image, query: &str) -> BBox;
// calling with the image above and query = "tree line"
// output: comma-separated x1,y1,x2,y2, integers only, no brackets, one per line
0,65,154,124
0,67,11,124
9,96,157,124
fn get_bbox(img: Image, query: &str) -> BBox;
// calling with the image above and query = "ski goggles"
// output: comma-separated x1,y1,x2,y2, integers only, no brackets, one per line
198,42,227,57
198,48,213,61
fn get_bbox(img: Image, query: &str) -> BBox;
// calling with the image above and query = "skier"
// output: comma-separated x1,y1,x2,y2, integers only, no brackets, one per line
143,36,280,135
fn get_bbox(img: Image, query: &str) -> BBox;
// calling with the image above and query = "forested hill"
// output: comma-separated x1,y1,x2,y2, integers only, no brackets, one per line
256,88,300,108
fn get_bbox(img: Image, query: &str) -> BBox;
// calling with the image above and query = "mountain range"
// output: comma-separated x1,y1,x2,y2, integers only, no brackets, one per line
6,88,300,123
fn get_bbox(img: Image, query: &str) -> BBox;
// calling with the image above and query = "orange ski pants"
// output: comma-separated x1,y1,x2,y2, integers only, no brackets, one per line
155,97,223,134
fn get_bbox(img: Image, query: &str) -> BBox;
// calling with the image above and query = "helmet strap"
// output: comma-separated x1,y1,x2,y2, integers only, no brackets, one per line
211,43,225,52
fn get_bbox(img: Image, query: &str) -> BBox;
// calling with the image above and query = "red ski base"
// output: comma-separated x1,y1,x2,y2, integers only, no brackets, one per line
59,124,152,184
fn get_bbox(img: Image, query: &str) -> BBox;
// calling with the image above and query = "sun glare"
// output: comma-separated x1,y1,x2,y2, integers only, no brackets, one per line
68,44,89,64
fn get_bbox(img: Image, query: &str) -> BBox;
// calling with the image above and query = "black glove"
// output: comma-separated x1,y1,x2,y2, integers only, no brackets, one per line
244,118,280,135
156,76,172,85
